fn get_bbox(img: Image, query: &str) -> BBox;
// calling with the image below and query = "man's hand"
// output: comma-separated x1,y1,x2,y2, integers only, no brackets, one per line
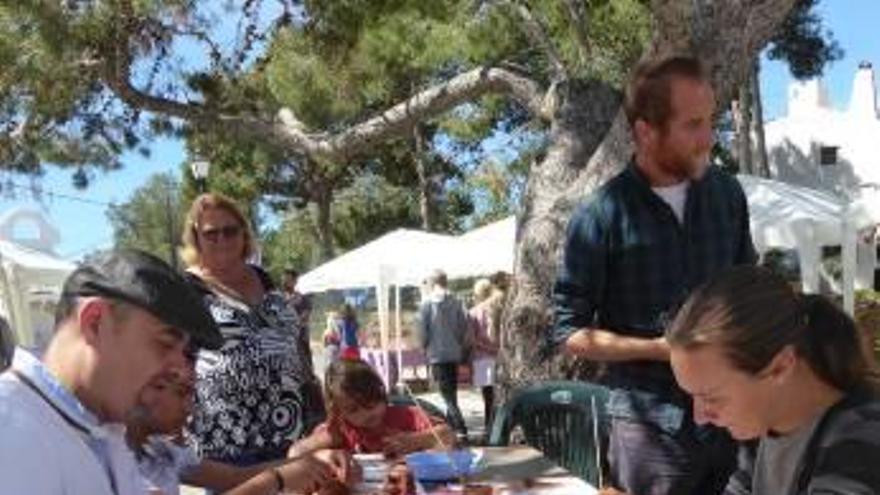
313,448,358,484
382,432,425,459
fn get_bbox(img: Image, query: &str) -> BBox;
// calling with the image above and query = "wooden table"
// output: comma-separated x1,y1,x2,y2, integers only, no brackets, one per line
353,447,598,494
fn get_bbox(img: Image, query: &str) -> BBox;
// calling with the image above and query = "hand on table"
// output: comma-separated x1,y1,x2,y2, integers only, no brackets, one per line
276,454,335,494
313,448,359,484
382,432,423,459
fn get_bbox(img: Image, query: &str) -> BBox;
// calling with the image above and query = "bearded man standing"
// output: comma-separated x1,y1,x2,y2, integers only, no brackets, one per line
551,55,757,495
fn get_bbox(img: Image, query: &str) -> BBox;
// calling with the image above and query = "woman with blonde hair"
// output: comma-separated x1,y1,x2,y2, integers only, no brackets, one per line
180,193,325,468
469,278,499,434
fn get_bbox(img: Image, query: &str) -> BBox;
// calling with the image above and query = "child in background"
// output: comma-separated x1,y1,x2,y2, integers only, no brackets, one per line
290,359,455,458
335,304,361,360
323,311,342,367
127,360,351,495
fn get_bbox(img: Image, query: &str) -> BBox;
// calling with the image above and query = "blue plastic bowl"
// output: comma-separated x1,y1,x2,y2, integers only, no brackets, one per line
405,450,482,481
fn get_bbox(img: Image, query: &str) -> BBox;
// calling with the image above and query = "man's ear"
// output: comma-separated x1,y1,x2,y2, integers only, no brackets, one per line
77,297,112,346
634,119,657,149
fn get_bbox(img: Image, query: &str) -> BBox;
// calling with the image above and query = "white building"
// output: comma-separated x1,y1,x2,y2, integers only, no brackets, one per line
763,62,880,291
764,61,880,196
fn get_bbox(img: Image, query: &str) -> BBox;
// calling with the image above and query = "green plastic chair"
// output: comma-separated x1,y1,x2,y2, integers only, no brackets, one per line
489,380,610,485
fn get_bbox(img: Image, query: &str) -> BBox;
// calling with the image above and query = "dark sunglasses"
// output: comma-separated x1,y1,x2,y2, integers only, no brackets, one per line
199,224,242,242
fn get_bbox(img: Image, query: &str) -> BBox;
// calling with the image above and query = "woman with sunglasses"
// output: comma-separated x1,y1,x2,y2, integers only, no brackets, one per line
667,266,880,495
180,193,326,470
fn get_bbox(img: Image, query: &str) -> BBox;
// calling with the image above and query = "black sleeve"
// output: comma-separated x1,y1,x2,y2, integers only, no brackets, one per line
808,439,880,494
250,264,276,291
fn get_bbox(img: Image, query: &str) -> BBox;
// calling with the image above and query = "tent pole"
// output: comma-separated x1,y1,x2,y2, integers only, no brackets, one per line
395,284,402,388
843,204,857,315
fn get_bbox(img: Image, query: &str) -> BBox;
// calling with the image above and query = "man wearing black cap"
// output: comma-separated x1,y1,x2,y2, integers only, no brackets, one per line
0,249,223,494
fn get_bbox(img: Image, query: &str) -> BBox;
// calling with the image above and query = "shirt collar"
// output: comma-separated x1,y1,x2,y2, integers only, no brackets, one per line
625,158,708,189
10,348,105,436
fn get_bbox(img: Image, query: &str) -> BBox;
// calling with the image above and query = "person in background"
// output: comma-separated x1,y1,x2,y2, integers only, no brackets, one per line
290,359,455,458
128,359,350,495
180,193,325,467
323,311,342,368
418,269,471,441
668,266,880,494
282,267,313,333
0,249,223,494
552,54,756,495
469,278,499,435
335,304,361,361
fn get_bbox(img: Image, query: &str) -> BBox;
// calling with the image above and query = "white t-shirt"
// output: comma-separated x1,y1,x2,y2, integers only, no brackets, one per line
652,181,689,224
0,349,146,495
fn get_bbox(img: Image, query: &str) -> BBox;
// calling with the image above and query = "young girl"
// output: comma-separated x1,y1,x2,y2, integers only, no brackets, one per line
667,266,880,494
290,359,455,458
127,362,351,495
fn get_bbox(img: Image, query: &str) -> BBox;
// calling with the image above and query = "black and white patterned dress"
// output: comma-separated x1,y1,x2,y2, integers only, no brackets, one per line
185,269,325,465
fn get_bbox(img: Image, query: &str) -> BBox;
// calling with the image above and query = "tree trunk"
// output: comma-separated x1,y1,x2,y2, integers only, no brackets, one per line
734,82,754,174
751,61,771,178
313,185,334,262
498,0,800,395
414,124,437,232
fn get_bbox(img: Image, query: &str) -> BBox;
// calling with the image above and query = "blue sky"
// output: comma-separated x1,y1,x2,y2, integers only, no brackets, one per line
1,1,877,260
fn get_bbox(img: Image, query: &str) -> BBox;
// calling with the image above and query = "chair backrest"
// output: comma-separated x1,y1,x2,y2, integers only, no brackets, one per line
388,394,447,420
489,380,609,485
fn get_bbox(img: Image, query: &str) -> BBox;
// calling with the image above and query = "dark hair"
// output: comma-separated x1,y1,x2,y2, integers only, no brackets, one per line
54,291,78,326
284,268,299,279
489,271,509,292
339,303,357,324
667,266,878,395
428,270,448,289
324,359,386,412
624,54,708,130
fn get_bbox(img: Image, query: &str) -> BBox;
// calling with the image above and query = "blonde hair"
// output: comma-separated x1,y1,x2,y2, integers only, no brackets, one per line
473,278,492,303
179,193,257,267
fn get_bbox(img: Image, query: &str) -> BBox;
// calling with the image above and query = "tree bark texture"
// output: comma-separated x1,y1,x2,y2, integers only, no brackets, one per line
751,61,771,178
735,82,755,175
414,124,437,232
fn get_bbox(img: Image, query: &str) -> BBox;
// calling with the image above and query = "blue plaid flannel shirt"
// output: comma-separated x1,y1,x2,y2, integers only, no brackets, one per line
552,162,757,432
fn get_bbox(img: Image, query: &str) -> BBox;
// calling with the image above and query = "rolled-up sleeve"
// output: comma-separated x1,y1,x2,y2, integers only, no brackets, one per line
550,201,608,349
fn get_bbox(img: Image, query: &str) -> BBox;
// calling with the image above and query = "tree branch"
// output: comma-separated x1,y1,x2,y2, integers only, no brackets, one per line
269,66,548,162
496,1,568,81
104,2,548,164
562,0,591,66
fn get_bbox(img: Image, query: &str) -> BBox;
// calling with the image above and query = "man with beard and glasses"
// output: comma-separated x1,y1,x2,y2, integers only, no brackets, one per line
551,55,757,495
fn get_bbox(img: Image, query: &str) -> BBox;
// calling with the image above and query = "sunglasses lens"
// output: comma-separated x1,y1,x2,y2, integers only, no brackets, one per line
200,225,240,241
221,225,241,238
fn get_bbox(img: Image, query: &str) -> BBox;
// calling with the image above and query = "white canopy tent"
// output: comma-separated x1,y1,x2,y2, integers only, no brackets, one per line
448,216,516,278
299,229,459,293
737,175,880,315
0,209,75,351
299,229,461,383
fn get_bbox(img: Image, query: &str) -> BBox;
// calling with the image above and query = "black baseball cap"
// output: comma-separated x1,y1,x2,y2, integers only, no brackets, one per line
62,249,222,350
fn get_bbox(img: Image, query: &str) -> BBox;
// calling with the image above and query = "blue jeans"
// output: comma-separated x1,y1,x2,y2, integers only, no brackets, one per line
608,418,736,495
